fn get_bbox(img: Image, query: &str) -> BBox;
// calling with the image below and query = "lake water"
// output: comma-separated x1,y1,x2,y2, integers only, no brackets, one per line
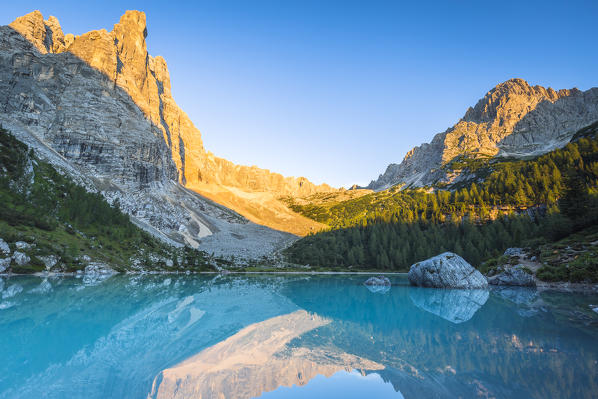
1,274,597,399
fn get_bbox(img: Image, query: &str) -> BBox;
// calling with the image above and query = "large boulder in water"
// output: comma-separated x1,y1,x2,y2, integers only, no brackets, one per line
408,252,488,289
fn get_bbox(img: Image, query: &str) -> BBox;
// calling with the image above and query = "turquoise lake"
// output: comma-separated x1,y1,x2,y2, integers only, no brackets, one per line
0,274,597,399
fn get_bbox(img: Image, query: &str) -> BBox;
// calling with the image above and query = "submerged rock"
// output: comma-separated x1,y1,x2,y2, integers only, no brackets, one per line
410,288,489,323
488,266,535,287
408,252,488,288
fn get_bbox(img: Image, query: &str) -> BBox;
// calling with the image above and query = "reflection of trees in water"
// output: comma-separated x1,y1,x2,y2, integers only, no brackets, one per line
282,277,598,399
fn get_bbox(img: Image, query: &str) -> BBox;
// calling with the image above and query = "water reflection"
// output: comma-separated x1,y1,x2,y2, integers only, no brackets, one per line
0,275,596,399
409,288,489,323
149,310,384,399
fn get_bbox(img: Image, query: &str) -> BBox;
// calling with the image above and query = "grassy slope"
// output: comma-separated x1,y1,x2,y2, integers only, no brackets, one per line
0,127,213,273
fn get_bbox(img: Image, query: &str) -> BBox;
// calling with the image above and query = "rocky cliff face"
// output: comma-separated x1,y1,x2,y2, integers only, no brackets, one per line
0,10,332,258
369,78,598,190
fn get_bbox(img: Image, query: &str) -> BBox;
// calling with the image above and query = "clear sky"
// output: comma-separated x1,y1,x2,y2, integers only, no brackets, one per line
2,1,598,187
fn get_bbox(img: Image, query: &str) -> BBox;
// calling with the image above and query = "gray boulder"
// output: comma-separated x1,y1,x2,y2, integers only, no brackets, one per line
38,255,59,270
0,238,10,255
364,276,391,294
83,263,117,286
15,241,34,250
364,276,391,286
504,248,524,257
12,251,31,266
488,265,535,287
0,257,11,273
408,252,488,288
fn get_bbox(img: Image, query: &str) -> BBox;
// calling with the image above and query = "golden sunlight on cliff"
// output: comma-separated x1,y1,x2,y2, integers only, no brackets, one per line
8,10,339,236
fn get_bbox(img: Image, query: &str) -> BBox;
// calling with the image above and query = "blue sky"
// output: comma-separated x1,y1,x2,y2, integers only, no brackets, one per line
2,1,598,187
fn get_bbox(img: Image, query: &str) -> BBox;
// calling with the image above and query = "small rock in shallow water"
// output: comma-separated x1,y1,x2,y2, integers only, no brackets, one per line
364,276,391,286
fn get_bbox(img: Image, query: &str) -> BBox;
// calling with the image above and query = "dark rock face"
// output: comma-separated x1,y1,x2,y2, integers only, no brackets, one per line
408,252,488,289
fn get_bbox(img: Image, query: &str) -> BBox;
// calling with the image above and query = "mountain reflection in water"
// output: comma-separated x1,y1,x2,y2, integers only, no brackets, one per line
0,274,597,399
148,310,385,399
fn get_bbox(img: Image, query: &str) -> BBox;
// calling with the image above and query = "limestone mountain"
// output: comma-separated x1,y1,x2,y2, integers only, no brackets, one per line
368,78,598,190
0,10,334,258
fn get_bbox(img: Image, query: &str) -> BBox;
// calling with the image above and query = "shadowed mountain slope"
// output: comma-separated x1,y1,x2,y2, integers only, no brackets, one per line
0,10,333,258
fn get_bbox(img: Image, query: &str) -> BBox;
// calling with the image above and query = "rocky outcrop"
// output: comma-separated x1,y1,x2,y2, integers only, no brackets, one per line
0,10,332,258
408,252,488,288
369,78,598,190
0,238,10,256
0,258,10,273
12,251,30,267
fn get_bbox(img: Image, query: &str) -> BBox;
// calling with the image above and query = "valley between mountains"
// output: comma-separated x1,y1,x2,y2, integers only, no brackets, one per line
1,10,597,286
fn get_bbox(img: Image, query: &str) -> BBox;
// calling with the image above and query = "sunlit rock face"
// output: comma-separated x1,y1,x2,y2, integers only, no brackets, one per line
0,10,331,255
409,288,489,323
148,310,384,399
5,10,334,237
368,78,598,190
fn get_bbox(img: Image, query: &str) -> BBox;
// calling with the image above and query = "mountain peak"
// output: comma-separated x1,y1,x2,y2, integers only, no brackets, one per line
9,10,67,54
462,78,566,124
114,10,147,39
368,79,598,190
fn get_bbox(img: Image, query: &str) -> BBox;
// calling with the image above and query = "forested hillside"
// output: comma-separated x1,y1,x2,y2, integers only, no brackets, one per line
285,122,598,277
0,127,211,273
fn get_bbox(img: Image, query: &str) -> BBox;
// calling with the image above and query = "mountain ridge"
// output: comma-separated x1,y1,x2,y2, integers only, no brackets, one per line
5,10,333,239
0,10,333,260
368,78,598,190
